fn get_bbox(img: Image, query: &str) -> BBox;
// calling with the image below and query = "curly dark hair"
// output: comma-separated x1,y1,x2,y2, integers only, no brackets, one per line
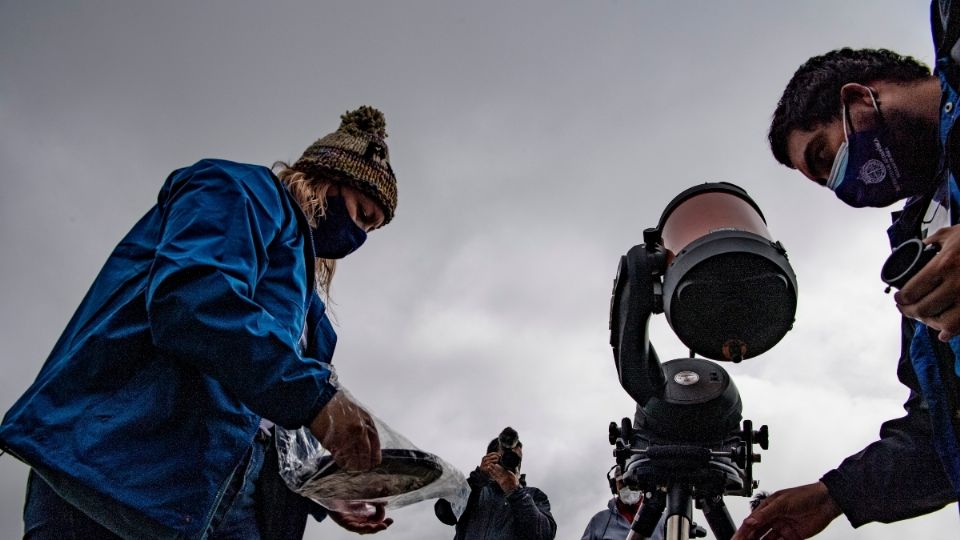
769,48,931,167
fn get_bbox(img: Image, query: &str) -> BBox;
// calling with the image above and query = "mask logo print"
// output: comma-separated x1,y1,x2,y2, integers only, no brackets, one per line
858,158,887,185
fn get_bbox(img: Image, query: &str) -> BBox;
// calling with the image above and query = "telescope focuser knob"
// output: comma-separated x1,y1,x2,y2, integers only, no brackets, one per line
643,228,661,250
609,421,620,445
756,425,769,450
621,417,634,442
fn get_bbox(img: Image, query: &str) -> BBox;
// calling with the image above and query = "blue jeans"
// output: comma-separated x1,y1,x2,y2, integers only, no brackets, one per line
23,434,267,540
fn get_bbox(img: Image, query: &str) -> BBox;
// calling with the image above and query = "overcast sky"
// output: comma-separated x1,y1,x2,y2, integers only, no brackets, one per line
0,1,955,539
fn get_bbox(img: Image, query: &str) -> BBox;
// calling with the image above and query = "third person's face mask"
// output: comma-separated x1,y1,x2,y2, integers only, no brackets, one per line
618,486,642,506
310,195,367,259
826,90,911,208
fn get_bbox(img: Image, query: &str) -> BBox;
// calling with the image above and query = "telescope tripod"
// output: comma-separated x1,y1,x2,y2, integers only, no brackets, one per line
625,476,733,540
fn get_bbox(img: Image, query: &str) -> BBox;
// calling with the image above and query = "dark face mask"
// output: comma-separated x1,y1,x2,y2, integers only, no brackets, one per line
310,195,367,259
827,90,938,208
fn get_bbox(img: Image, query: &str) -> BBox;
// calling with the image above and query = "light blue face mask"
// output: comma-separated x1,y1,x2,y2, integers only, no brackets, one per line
824,107,850,191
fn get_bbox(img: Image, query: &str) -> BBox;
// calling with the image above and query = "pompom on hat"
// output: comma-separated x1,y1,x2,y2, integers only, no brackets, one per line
292,106,398,224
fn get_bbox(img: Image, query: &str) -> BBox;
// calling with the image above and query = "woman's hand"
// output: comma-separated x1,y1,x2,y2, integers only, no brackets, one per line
309,391,381,471
328,502,394,534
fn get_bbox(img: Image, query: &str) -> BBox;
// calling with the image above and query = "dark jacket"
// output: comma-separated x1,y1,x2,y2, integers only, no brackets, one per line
819,315,956,525
454,468,556,540
0,159,338,539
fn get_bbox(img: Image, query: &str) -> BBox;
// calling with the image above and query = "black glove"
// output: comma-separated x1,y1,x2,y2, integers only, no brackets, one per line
434,499,457,526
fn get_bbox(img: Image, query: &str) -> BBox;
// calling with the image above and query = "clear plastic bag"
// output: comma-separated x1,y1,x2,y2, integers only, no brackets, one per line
275,388,470,520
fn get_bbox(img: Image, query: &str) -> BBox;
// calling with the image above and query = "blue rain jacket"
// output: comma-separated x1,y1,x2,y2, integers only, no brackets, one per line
0,159,338,538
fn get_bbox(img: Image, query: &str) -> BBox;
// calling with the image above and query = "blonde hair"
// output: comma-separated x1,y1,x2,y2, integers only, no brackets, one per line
273,162,337,299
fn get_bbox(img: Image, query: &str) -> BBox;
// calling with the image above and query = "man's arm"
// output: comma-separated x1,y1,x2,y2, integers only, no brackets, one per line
820,317,954,525
734,318,954,539
507,486,557,540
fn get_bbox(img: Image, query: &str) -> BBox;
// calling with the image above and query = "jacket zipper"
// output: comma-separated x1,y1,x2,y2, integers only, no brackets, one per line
196,455,244,539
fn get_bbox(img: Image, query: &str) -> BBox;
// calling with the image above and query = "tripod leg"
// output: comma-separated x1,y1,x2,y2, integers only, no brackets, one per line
625,489,666,540
664,484,692,540
701,495,736,540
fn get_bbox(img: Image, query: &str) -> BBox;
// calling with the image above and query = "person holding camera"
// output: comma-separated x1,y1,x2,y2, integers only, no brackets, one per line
0,106,399,539
448,427,556,540
734,7,960,538
579,465,664,540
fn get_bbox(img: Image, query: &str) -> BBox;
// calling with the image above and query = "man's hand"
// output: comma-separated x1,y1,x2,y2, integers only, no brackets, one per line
896,225,960,341
731,482,841,540
328,502,393,534
479,452,520,494
309,391,381,471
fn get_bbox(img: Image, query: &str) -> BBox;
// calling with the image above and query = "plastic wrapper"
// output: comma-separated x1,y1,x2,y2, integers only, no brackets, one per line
276,388,470,520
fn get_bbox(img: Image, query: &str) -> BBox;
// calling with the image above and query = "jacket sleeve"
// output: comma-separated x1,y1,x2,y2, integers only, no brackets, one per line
507,487,557,540
820,317,954,526
146,161,336,429
579,511,605,540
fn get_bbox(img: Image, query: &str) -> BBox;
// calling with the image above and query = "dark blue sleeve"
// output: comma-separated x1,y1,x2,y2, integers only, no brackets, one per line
146,161,336,428
507,487,557,540
821,317,954,526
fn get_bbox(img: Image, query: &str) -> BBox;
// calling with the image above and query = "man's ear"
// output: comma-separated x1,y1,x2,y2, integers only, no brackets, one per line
840,83,880,130
839,82,877,107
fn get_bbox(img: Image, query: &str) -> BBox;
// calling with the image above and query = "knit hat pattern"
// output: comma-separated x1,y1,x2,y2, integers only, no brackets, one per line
293,106,398,224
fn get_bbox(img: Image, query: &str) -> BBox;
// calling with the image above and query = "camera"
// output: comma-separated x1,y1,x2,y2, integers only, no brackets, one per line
881,238,940,291
497,427,522,473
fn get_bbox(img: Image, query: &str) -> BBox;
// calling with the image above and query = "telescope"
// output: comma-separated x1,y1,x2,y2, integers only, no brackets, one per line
608,183,797,540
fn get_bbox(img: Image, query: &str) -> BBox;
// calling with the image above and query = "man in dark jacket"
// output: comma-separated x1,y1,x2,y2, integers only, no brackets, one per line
734,5,960,538
452,428,556,540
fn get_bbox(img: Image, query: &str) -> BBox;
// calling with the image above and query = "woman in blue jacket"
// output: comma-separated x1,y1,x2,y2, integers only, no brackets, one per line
0,106,399,539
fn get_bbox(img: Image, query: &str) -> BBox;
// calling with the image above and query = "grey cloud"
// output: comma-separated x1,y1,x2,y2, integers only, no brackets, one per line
1,2,952,539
